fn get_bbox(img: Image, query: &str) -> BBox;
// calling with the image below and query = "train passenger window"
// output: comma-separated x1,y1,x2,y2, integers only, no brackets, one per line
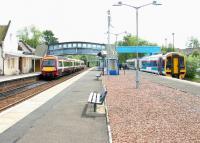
166,57,172,68
179,56,185,68
42,60,56,67
64,62,70,66
142,61,147,68
150,61,157,67
59,61,62,67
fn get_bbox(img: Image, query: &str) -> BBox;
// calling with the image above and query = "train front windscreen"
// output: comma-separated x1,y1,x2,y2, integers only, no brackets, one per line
42,60,56,67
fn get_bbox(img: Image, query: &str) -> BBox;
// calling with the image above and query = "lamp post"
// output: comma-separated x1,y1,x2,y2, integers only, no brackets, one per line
165,38,168,48
172,33,175,52
113,1,162,89
110,31,127,51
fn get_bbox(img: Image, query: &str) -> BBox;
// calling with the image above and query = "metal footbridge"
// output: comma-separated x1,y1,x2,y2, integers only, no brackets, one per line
48,41,106,56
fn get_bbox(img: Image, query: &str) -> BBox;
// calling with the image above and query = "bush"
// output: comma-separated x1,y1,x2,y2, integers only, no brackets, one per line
196,68,200,77
185,56,198,78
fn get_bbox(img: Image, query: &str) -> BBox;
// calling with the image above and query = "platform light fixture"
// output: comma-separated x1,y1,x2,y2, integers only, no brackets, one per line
113,1,162,89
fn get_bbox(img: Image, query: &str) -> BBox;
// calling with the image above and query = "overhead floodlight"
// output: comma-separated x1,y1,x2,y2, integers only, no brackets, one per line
97,50,107,57
112,1,122,6
153,1,162,5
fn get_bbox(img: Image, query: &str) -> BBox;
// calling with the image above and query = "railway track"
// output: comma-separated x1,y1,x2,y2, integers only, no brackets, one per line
0,69,87,112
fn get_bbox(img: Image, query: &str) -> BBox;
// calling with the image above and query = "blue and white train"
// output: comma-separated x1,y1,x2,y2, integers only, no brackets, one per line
126,52,186,79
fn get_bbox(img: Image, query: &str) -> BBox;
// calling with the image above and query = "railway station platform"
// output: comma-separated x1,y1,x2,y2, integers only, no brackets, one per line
0,69,108,143
0,72,41,83
104,70,200,142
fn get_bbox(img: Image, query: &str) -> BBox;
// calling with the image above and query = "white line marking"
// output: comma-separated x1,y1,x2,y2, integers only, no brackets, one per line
161,76,200,87
0,68,93,134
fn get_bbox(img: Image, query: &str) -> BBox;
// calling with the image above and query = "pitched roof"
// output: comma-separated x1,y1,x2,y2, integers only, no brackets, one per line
35,44,48,57
0,21,11,43
18,40,35,54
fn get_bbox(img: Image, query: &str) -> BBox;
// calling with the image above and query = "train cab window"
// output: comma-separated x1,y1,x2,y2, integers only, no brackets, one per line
166,57,172,68
42,60,56,67
179,56,185,68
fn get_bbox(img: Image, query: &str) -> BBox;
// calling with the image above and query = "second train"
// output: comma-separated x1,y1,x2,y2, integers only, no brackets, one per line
126,52,186,79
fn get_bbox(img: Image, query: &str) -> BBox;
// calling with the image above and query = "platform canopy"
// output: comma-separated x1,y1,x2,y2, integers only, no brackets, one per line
116,46,161,54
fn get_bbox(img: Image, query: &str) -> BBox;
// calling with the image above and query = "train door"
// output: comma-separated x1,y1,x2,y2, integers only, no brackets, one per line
158,57,163,75
173,57,179,75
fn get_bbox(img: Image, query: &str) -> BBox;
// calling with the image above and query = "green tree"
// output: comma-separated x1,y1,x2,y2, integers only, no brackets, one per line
186,36,200,49
161,43,174,54
185,55,199,78
192,50,200,57
17,26,43,48
117,34,157,63
42,30,58,45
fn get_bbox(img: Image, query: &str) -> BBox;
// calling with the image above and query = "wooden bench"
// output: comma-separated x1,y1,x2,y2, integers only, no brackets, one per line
96,73,101,80
88,86,107,112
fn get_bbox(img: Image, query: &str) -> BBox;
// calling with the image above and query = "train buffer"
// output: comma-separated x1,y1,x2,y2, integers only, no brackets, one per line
88,85,107,112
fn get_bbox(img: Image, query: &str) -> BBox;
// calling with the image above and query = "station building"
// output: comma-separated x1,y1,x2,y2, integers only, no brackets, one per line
0,21,42,75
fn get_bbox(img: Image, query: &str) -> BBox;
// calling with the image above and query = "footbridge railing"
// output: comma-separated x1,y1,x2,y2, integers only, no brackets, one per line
48,41,106,56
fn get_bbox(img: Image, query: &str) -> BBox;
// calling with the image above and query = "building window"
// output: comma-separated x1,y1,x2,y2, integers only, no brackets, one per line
73,43,77,47
78,43,82,48
49,46,54,50
54,45,59,49
87,44,91,48
68,44,72,48
83,44,87,48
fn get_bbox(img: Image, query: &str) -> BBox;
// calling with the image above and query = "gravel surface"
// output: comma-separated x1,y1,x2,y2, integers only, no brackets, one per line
103,70,200,142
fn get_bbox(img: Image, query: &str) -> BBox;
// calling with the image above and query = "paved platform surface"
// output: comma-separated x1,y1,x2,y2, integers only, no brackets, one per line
104,70,200,142
0,72,41,83
0,69,108,143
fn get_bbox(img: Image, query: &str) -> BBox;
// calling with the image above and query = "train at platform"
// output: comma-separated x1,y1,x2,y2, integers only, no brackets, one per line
41,55,85,78
126,52,186,79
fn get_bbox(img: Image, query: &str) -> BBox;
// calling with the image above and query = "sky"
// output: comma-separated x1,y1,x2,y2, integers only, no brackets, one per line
0,0,200,49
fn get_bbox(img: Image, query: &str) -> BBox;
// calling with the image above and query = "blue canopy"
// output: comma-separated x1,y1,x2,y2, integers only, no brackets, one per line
116,46,161,54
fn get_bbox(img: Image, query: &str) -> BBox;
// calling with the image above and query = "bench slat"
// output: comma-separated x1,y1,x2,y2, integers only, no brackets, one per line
96,93,101,104
91,92,97,103
88,92,95,102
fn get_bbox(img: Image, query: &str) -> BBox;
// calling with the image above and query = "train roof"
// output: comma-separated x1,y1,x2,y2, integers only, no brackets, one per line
164,52,183,56
43,55,84,62
126,59,136,62
140,54,162,61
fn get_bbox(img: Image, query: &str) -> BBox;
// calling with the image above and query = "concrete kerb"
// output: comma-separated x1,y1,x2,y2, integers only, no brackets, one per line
105,99,112,143
102,78,112,143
